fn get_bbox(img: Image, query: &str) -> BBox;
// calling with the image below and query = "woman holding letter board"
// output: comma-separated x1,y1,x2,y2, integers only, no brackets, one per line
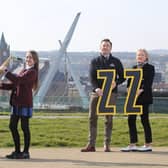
121,49,155,152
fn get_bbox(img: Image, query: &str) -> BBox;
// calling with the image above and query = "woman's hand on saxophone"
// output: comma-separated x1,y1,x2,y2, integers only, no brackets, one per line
0,65,7,73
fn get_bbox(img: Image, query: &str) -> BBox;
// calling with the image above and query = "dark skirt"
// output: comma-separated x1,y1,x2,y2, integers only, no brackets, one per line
11,106,33,117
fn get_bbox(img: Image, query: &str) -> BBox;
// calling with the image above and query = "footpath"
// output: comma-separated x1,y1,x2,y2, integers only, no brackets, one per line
0,147,167,168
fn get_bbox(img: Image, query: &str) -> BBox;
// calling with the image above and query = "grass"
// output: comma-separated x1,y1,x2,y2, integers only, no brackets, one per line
0,112,168,148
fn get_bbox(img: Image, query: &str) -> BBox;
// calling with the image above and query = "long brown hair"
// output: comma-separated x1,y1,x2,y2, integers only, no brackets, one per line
28,50,39,91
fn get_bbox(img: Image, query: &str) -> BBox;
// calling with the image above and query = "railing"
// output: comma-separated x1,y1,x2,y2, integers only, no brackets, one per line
0,96,167,113
115,97,168,114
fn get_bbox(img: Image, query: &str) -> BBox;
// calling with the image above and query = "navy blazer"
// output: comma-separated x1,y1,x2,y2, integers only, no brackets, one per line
90,54,125,93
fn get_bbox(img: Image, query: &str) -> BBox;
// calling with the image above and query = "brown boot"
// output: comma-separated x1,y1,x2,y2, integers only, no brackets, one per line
104,145,111,152
81,146,96,152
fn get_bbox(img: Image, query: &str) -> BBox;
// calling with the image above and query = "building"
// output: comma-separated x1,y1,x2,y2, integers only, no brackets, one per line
0,32,10,97
165,63,168,83
0,32,10,64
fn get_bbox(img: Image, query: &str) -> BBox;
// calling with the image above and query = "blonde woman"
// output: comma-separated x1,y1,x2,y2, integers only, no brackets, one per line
121,49,155,152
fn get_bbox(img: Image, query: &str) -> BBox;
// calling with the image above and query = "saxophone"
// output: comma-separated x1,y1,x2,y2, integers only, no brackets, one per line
0,56,12,74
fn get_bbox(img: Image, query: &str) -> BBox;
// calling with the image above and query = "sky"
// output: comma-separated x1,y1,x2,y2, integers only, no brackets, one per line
0,0,168,52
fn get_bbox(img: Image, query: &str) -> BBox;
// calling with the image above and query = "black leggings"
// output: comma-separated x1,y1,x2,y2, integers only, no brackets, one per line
128,104,152,144
9,115,30,153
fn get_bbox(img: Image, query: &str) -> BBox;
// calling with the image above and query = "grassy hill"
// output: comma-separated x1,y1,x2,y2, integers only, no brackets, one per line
0,112,167,147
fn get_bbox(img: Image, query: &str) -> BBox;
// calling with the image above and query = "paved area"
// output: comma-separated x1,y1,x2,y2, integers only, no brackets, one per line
0,147,168,168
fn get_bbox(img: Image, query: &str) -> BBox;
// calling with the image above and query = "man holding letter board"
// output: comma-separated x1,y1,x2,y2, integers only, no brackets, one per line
81,39,125,152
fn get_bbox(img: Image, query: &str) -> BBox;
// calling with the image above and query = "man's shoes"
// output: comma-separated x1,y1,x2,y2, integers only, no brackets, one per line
104,145,111,152
138,145,152,152
81,146,96,152
6,151,22,159
121,145,138,152
20,152,30,159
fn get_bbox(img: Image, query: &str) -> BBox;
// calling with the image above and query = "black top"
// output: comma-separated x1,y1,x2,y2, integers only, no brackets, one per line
127,63,155,104
89,54,125,93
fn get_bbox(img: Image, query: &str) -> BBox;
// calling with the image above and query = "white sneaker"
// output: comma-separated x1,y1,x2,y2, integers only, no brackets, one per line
121,145,138,152
138,145,152,152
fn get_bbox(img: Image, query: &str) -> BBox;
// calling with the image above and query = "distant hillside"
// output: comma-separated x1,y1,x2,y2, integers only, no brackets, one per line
11,49,168,61
149,49,168,55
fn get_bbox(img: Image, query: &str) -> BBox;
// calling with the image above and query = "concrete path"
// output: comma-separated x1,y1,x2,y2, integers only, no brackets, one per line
0,147,167,168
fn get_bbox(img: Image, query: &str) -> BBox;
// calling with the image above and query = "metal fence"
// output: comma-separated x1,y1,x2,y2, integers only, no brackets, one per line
115,97,168,114
0,96,167,113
